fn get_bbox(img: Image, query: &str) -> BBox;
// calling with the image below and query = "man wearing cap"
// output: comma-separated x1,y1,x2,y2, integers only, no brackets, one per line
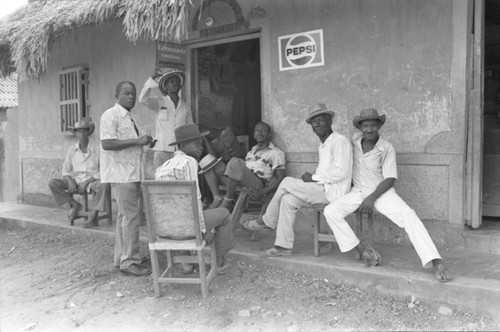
49,118,110,228
323,108,453,282
244,104,352,257
155,124,235,274
101,81,156,277
139,67,193,170
200,122,286,212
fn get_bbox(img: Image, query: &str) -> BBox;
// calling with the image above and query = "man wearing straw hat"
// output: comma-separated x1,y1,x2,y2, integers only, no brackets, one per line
244,103,353,257
48,118,110,228
139,67,193,171
155,124,235,275
323,108,452,282
101,81,156,277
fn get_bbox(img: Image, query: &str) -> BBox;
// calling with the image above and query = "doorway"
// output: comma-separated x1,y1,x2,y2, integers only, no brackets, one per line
191,37,261,147
482,0,500,218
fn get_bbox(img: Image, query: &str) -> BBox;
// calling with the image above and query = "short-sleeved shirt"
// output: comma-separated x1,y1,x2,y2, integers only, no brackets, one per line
352,133,398,192
62,142,100,185
100,103,143,183
245,142,286,180
155,150,205,232
138,77,193,152
311,132,353,202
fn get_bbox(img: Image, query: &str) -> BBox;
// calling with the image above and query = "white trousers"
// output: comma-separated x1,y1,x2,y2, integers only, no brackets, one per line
323,188,441,267
262,177,331,249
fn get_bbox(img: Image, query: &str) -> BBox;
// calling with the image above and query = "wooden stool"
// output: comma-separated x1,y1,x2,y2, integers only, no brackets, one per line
312,203,374,257
74,183,113,226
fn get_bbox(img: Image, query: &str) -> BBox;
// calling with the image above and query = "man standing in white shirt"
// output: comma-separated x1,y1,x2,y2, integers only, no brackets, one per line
323,108,452,282
244,103,353,257
139,67,193,170
100,81,155,276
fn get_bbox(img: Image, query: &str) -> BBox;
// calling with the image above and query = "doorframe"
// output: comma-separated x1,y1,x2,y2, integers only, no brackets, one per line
183,32,261,124
467,0,484,228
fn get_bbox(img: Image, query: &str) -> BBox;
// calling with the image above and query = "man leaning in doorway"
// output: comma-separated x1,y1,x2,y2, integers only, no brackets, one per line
244,103,353,257
323,108,453,282
139,67,193,170
100,81,156,276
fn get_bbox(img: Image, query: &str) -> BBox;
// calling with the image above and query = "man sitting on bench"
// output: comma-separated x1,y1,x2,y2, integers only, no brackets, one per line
323,108,452,282
200,122,286,213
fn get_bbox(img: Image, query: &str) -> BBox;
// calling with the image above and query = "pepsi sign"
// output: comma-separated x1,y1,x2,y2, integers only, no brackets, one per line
278,29,324,71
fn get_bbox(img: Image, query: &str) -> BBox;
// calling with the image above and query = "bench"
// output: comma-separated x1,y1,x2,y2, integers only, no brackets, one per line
312,204,374,257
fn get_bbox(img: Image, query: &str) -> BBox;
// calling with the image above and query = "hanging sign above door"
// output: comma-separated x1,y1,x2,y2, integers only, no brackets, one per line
156,42,186,70
278,29,324,71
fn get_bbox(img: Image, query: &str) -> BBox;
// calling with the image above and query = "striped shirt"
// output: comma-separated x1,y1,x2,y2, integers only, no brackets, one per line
352,133,398,192
155,150,205,232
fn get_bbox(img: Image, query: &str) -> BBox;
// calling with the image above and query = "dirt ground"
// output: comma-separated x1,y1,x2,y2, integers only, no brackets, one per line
1,226,499,332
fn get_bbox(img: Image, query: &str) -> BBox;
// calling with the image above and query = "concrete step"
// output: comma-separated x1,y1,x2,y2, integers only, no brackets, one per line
463,220,500,255
1,202,500,319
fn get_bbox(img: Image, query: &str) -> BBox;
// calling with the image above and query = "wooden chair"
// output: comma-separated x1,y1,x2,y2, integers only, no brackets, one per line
313,204,374,257
141,180,217,298
74,183,112,226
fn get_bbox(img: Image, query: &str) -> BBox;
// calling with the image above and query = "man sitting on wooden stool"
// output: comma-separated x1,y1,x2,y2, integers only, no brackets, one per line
200,122,286,212
48,118,110,228
155,124,235,275
323,108,452,282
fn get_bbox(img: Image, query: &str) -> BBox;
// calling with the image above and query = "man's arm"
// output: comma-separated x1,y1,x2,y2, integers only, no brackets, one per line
358,178,396,214
138,68,164,110
101,136,152,151
202,136,219,157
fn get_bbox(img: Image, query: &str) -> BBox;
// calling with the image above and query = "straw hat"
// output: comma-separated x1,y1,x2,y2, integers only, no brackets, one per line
158,68,185,95
168,124,209,146
353,108,386,129
198,154,222,174
305,103,335,124
68,118,95,135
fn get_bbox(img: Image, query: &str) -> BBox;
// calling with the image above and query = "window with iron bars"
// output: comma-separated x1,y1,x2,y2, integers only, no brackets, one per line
59,66,90,132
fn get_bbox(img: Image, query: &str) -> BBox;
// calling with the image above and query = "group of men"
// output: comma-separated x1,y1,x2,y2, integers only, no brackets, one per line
49,67,452,282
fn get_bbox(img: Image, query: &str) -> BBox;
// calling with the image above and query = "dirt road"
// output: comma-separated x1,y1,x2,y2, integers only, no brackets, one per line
1,226,498,332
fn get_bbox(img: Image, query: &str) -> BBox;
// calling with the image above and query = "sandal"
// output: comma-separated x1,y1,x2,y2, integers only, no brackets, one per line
262,247,292,257
243,218,273,231
434,262,453,283
216,263,231,275
208,196,224,209
357,244,381,266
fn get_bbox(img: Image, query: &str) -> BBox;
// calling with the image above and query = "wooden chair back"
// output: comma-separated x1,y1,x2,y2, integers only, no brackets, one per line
141,180,203,244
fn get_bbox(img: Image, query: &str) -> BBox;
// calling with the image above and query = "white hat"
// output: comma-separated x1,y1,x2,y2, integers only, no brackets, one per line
198,154,222,174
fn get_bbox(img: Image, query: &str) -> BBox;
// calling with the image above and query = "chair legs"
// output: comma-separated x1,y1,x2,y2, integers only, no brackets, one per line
150,250,161,297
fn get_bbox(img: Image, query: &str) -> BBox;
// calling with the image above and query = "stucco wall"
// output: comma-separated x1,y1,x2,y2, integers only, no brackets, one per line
18,21,157,205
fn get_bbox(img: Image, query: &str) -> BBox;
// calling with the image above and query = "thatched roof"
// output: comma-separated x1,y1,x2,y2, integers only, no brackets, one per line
0,0,190,79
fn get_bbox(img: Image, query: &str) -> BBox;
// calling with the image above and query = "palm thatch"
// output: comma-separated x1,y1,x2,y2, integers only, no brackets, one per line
0,0,191,79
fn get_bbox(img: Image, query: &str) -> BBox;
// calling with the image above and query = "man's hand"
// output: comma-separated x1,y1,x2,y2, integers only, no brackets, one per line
301,172,315,183
359,195,376,214
138,135,154,146
67,179,77,194
76,181,89,195
151,67,164,80
202,231,214,245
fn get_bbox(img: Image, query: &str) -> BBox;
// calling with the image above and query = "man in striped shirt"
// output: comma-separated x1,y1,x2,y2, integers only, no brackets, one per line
155,124,235,274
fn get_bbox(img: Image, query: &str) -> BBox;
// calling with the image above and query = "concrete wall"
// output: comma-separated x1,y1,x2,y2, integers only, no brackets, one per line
1,107,19,202
17,21,157,206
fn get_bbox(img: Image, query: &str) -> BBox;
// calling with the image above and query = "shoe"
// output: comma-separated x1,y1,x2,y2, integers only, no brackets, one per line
243,218,273,231
220,198,234,213
120,264,151,276
217,263,231,275
181,263,194,274
82,210,98,228
208,196,224,209
68,203,82,225
262,246,292,257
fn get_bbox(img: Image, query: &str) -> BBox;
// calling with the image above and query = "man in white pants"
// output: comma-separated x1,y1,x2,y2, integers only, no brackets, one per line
324,108,452,282
244,103,352,257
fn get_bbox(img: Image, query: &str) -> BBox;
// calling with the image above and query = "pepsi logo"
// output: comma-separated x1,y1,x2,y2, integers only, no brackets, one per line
285,34,317,66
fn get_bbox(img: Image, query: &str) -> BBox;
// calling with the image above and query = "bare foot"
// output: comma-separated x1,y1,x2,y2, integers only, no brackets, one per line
433,259,453,282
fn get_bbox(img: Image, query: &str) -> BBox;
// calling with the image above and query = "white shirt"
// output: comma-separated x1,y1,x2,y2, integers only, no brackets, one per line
155,150,205,232
62,142,100,185
352,133,398,193
311,131,353,202
100,103,143,183
139,77,193,152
